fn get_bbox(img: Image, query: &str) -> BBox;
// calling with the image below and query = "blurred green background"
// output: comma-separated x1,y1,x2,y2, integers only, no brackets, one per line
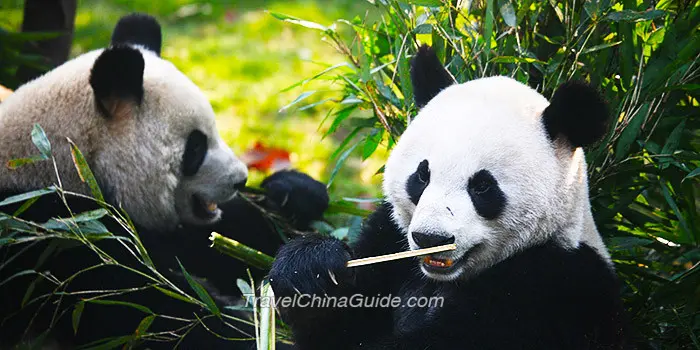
0,0,386,198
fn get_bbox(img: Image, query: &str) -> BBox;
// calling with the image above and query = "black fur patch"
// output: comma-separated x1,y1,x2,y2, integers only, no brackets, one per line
89,45,145,117
182,130,208,176
111,13,162,56
467,169,506,220
542,81,609,148
410,45,454,109
406,159,430,205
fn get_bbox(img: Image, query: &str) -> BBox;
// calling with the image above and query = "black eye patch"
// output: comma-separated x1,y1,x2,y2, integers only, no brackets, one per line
406,159,430,205
467,169,506,220
182,130,208,176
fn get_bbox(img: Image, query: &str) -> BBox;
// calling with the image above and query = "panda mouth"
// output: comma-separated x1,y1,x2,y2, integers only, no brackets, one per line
192,195,220,219
422,255,460,273
423,256,454,268
421,244,483,275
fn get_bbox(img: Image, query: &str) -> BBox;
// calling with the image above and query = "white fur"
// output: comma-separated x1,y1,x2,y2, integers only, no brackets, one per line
383,76,610,281
0,47,247,230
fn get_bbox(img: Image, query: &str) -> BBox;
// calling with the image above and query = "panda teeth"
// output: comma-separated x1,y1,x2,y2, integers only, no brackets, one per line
423,256,454,268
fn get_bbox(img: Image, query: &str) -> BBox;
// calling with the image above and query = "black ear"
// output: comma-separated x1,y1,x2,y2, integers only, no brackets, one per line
90,46,144,118
111,13,162,56
542,81,609,148
410,45,455,109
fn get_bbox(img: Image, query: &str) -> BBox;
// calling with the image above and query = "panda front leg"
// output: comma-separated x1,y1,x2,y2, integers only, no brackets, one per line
258,170,330,229
269,202,410,350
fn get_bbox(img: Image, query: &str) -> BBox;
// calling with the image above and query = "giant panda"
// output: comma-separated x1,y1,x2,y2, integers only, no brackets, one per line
268,45,629,350
0,14,328,349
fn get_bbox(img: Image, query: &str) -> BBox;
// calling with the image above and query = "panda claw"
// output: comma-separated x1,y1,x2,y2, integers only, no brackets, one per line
328,270,338,285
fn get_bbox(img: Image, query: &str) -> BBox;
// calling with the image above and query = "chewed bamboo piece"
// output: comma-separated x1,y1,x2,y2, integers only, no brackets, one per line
346,243,457,268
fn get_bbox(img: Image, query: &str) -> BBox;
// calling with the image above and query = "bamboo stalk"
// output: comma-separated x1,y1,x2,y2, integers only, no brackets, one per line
346,243,457,268
209,232,274,270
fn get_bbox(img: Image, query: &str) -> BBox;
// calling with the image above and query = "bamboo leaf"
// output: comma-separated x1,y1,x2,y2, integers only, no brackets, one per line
328,140,361,187
87,299,154,315
71,209,109,223
177,258,221,316
547,0,564,24
67,138,104,202
615,103,649,162
280,62,351,93
0,186,56,207
659,180,692,244
414,23,433,34
659,121,685,170
268,12,329,31
490,56,547,64
324,106,358,139
330,227,350,240
6,155,47,169
606,9,666,22
13,196,40,216
362,129,382,160
607,236,654,250
330,126,363,160
0,232,17,247
499,0,517,27
683,167,700,183
154,286,198,305
358,36,370,83
134,315,156,337
236,278,254,297
396,36,413,105
581,41,622,54
399,0,443,6
310,220,335,235
325,200,373,217
483,0,495,57
31,124,51,159
279,91,317,113
77,335,132,350
0,270,35,289
72,302,85,335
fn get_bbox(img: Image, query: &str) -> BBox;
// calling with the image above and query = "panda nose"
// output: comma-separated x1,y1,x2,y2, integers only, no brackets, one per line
411,231,455,248
234,177,247,191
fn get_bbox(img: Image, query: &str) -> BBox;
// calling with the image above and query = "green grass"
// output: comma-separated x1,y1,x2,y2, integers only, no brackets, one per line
0,0,385,198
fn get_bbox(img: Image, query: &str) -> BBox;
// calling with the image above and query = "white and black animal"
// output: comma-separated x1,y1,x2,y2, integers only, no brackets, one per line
269,45,629,349
0,14,328,349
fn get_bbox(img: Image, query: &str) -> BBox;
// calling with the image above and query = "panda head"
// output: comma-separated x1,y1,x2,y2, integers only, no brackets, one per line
0,14,248,230
383,45,610,281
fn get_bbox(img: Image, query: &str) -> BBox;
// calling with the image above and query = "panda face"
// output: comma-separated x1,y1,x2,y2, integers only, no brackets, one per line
384,77,587,281
91,49,248,229
0,15,248,231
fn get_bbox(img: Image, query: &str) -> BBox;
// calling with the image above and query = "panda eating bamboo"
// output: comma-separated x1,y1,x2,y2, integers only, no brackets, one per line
0,13,327,349
269,45,629,349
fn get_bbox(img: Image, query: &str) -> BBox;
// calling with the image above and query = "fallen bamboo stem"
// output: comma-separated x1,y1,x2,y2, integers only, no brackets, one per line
346,243,457,268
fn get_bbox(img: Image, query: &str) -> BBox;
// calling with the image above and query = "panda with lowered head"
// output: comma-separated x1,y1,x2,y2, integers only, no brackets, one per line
269,45,629,349
0,14,327,349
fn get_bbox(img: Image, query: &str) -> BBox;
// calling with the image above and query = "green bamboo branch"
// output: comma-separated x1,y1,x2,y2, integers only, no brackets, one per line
209,232,275,270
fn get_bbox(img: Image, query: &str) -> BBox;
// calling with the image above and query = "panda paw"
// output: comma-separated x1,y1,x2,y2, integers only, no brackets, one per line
269,235,354,299
260,170,329,228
